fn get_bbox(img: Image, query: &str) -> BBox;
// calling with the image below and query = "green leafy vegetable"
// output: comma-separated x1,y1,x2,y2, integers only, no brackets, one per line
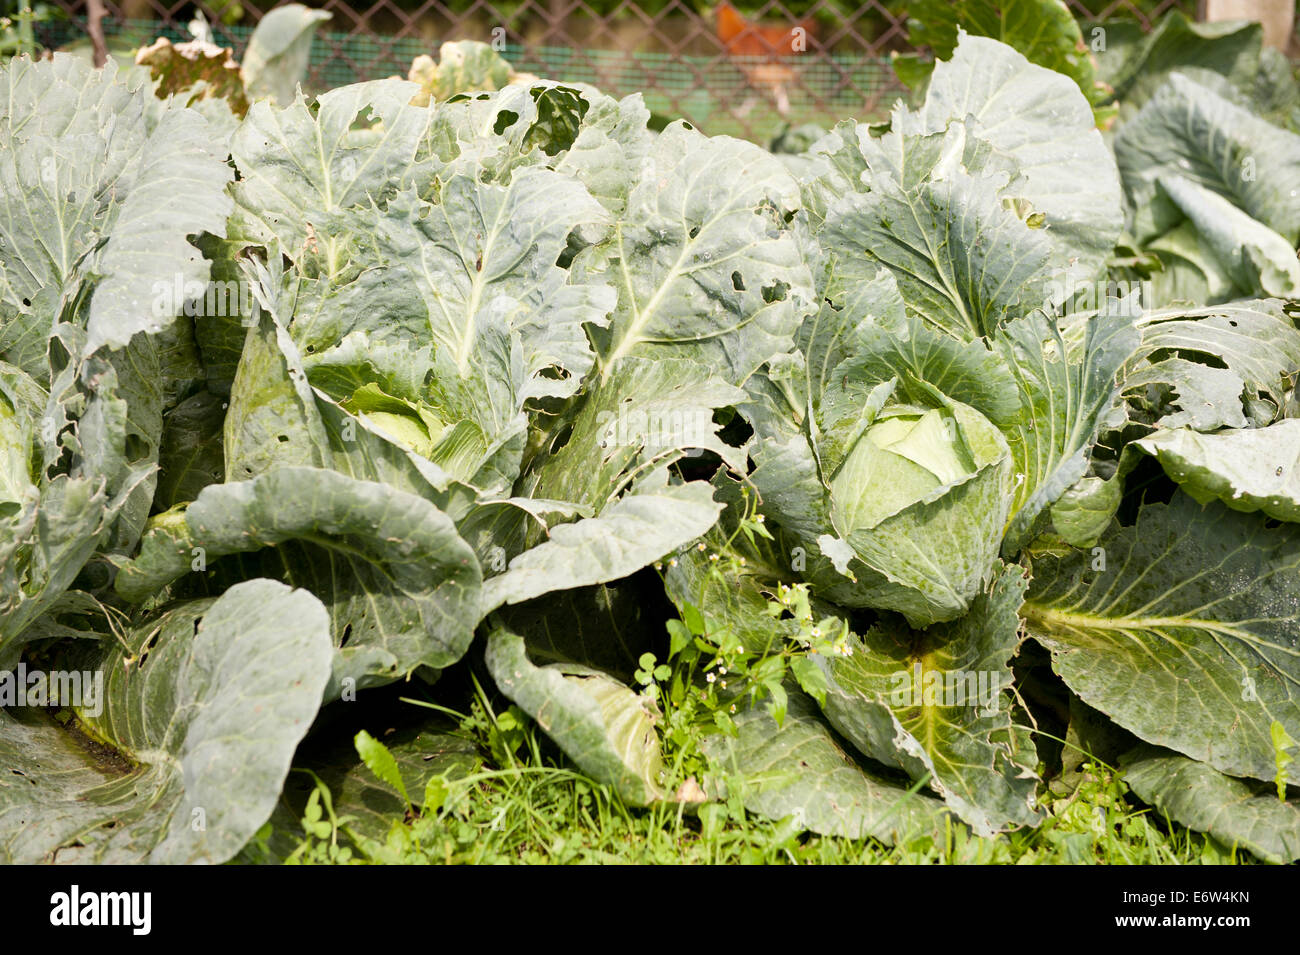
1025,494,1300,783
485,627,666,805
6,11,1300,863
0,579,332,863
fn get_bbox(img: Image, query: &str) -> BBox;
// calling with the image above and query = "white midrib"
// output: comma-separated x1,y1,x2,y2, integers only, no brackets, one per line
457,267,485,376
897,181,978,339
1023,604,1287,651
454,202,507,377
602,221,691,377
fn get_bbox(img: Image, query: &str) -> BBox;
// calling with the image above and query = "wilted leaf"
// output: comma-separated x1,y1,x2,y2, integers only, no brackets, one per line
486,627,665,805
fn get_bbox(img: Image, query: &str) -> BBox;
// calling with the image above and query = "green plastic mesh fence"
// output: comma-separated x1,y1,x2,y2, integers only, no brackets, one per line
35,16,903,140
31,0,1201,142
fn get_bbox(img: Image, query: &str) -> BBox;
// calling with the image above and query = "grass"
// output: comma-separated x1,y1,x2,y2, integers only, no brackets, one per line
280,696,1255,866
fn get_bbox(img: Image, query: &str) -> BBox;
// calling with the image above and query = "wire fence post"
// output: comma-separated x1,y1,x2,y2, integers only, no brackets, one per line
85,0,106,66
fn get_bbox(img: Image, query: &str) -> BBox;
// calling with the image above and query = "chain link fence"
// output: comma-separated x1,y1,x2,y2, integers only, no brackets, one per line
32,0,1194,140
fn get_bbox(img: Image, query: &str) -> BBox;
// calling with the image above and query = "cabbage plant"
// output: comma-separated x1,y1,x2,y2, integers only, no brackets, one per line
685,27,1300,844
4,9,1300,865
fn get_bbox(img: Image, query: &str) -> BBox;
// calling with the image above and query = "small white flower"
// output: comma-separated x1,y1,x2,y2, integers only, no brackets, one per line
706,672,716,683
719,667,727,676
708,553,719,562
729,704,737,714
668,558,677,568
756,514,765,524
697,542,707,552
720,680,727,689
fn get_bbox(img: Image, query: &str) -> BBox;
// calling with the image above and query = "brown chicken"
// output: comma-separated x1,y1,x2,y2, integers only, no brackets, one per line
714,1,817,116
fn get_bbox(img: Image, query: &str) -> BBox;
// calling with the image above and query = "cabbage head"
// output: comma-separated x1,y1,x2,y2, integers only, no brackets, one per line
825,396,1012,627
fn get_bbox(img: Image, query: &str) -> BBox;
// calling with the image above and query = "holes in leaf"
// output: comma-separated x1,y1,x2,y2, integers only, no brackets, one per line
340,623,353,648
277,434,289,443
493,110,520,135
1148,345,1228,373
715,406,752,449
760,280,789,304
689,226,700,240
48,335,70,375
528,86,589,155
124,434,150,464
731,271,745,291
550,423,574,454
676,447,724,483
136,625,165,670
555,231,582,270
1115,454,1176,526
